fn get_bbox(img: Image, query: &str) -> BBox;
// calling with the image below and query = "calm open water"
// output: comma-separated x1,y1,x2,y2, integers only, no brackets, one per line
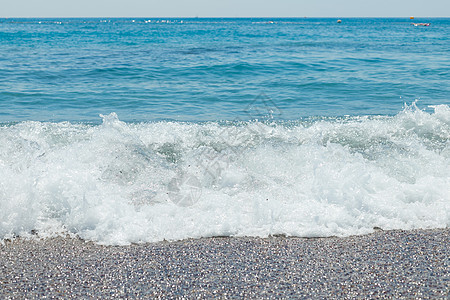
0,17,449,122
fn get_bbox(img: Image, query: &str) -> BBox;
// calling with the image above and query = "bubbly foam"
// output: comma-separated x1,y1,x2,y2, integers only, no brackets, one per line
1,104,449,245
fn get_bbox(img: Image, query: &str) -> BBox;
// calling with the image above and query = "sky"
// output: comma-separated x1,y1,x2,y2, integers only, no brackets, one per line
1,0,449,18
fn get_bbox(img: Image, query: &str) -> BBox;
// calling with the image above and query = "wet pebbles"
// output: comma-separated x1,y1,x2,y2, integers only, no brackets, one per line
1,229,448,298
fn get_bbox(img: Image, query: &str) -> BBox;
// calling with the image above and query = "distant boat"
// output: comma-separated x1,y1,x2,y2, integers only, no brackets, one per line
411,23,430,26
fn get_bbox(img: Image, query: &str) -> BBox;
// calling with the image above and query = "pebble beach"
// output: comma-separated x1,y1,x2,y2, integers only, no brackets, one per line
1,228,448,298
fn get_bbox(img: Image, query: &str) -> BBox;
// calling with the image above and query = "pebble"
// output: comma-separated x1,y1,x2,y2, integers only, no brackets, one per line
1,229,448,298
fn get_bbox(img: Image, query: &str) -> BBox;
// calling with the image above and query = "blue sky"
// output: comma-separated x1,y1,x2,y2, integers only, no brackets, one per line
2,0,449,18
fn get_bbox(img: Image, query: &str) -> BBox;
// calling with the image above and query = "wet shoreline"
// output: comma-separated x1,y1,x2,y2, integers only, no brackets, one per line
1,229,449,298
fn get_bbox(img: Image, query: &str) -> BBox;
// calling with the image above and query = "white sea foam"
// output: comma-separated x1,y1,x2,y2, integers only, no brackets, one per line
1,104,449,245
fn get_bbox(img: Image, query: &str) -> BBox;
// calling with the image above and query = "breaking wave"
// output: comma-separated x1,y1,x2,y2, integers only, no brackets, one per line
1,103,449,245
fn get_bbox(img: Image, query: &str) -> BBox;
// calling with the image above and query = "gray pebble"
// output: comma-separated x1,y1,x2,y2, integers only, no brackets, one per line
1,229,448,299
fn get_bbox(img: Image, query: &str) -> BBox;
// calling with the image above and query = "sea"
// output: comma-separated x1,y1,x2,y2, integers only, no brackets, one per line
0,18,449,245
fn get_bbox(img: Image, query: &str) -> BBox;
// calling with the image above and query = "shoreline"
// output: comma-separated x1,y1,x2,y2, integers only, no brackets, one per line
1,228,449,298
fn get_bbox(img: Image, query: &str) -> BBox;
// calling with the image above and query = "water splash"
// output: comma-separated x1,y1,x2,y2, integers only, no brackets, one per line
1,104,449,245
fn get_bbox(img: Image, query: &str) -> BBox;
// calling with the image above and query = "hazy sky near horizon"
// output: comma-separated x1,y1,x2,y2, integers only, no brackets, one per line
1,0,449,18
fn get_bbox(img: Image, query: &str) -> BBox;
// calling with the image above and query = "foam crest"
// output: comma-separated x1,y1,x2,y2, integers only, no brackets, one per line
1,104,449,245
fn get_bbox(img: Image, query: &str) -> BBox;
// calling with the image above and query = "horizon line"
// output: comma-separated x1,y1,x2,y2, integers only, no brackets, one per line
1,16,449,19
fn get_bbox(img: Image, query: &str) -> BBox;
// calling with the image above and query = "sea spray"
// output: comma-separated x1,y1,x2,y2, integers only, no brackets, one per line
1,104,449,245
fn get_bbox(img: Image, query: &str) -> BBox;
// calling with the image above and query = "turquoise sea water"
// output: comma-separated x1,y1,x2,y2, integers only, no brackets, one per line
0,18,449,244
1,18,449,122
